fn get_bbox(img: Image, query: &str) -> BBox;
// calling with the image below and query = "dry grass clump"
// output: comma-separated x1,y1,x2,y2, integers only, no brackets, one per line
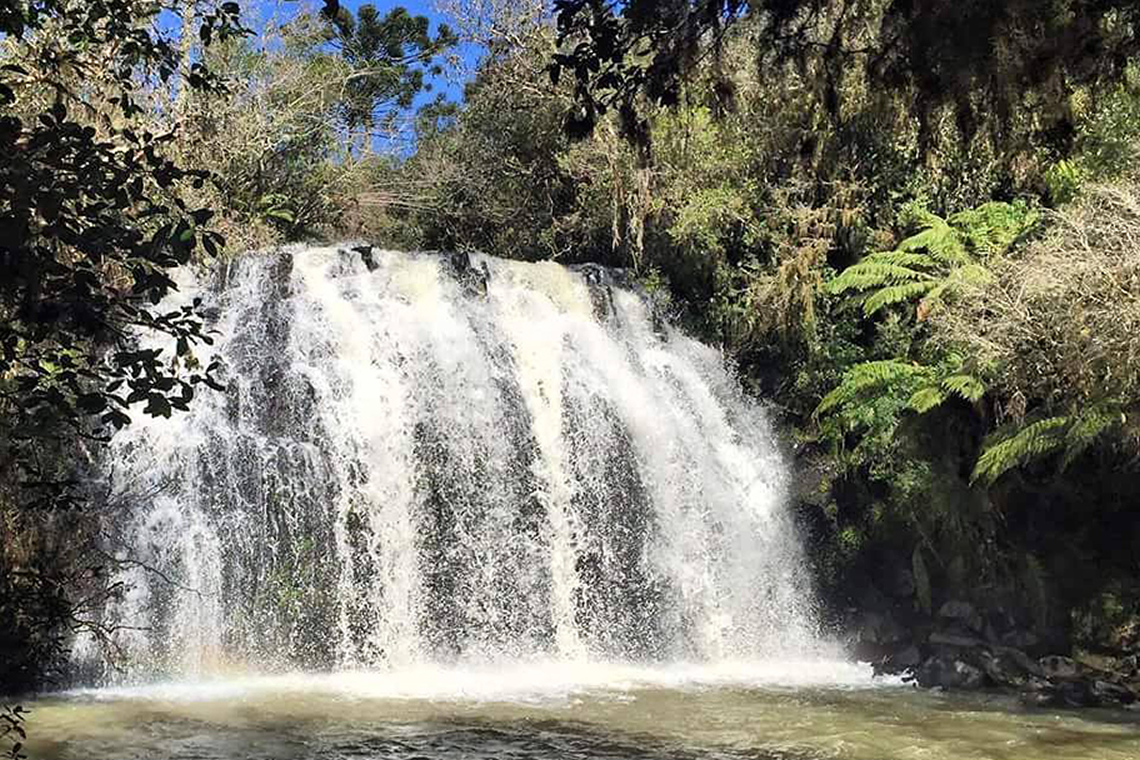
933,179,1140,422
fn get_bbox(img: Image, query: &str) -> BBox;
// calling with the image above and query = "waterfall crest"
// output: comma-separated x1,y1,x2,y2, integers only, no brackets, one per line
88,247,819,680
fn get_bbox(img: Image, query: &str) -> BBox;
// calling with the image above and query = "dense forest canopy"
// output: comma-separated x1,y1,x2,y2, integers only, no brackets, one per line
550,0,1140,154
4,0,1140,745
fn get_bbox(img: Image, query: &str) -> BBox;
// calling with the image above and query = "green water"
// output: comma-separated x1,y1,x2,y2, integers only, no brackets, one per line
14,664,1140,760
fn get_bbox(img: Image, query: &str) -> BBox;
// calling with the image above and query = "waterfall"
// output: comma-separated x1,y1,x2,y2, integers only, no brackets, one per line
85,247,819,681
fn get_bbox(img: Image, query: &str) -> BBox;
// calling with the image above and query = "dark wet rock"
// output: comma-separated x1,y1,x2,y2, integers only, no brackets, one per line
1094,679,1137,705
978,648,1040,688
582,277,617,321
855,610,907,645
1019,678,1058,707
352,244,378,271
1120,654,1140,680
917,655,986,690
929,631,985,649
1039,655,1081,679
891,644,922,669
1000,629,1041,652
938,600,983,632
1056,679,1100,708
885,566,915,599
268,251,294,299
1012,656,1140,708
441,250,490,297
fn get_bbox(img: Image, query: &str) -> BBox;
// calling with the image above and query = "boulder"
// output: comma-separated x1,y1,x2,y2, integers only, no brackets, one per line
1093,680,1137,706
441,250,490,296
890,645,923,669
1057,679,1100,708
929,631,985,649
938,600,983,633
352,244,378,271
916,655,986,690
854,610,907,645
979,648,1040,688
1039,655,1081,679
1000,629,1041,652
880,560,915,599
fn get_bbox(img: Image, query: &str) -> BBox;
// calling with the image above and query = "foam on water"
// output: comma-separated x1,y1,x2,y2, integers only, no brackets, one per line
65,659,896,704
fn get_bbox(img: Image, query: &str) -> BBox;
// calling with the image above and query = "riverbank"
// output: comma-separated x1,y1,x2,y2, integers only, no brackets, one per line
844,597,1140,709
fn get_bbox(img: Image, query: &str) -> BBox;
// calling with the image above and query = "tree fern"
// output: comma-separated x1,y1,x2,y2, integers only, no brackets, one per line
908,386,947,412
972,402,1125,484
827,201,1034,318
941,374,987,403
949,201,1039,256
895,213,969,265
1059,403,1126,469
819,354,989,421
828,261,934,295
815,360,927,416
862,281,937,315
972,417,1070,484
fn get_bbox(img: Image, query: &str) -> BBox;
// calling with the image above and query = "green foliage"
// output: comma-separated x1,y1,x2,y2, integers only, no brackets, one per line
972,417,1071,484
948,202,1040,256
817,351,989,427
551,0,1140,163
1071,80,1140,181
0,0,245,698
0,0,239,509
972,403,1126,484
331,4,456,152
816,360,928,418
1044,160,1084,205
827,201,1035,317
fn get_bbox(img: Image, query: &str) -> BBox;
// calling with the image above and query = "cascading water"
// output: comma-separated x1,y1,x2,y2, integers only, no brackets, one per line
82,246,821,682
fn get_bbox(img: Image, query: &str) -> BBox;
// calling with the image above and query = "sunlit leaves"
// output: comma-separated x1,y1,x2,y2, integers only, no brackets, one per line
0,0,235,510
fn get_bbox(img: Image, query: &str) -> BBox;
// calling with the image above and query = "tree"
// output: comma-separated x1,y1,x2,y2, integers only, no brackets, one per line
330,4,457,153
0,0,246,705
0,0,244,511
550,0,1140,157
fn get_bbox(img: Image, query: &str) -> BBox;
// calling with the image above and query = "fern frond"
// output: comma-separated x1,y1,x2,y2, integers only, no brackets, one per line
941,374,987,402
916,263,993,317
861,251,943,269
827,262,932,295
949,201,1040,257
971,416,1070,484
908,386,948,413
863,281,936,315
1060,403,1123,469
816,360,925,416
898,219,970,265
898,201,943,231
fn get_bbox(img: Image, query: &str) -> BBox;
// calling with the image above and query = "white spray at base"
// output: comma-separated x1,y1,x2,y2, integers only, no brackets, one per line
80,246,868,690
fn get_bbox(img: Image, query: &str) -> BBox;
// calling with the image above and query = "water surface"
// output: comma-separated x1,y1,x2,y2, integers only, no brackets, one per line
21,661,1140,760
